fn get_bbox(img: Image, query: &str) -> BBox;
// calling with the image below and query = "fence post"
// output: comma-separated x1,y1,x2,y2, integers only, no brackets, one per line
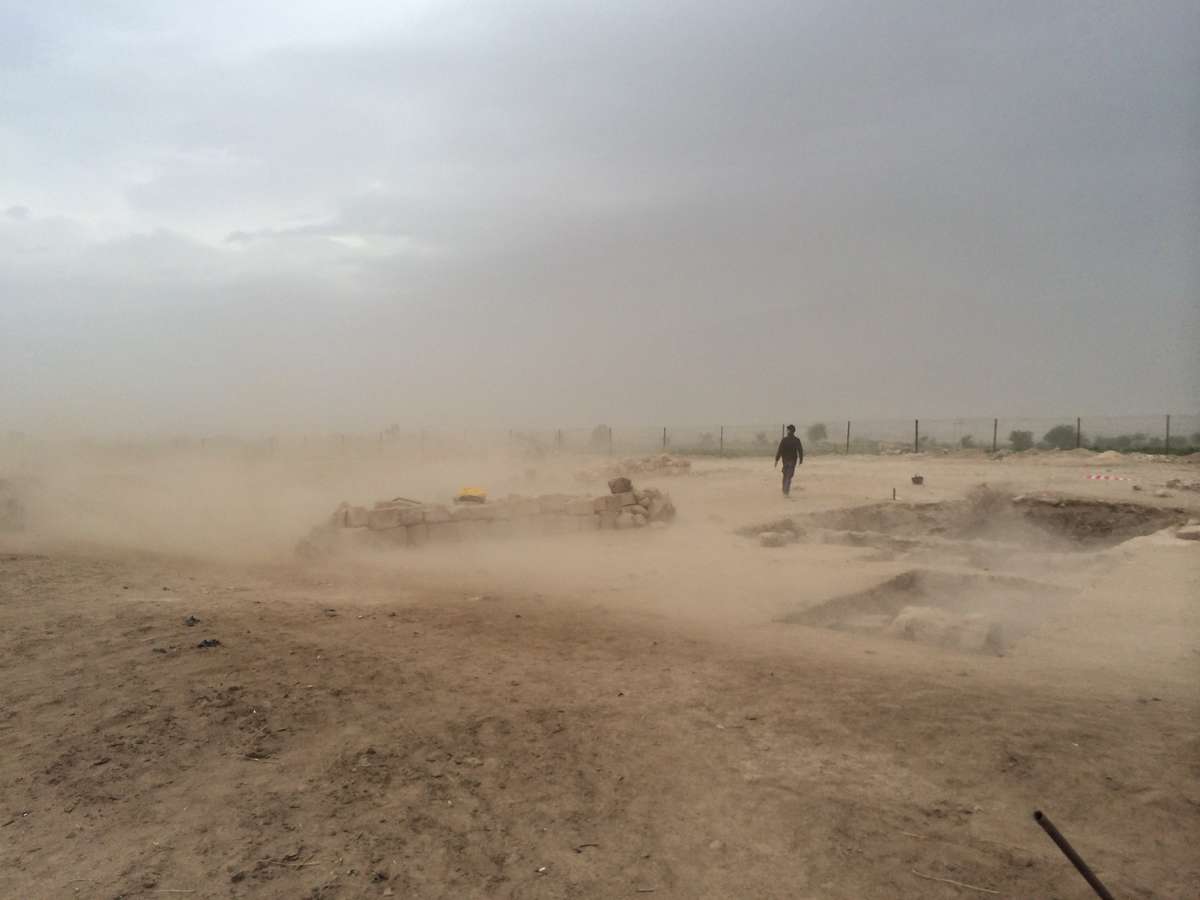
1165,414,1171,453
662,427,667,450
781,424,785,439
992,418,998,453
845,421,851,455
1075,417,1081,449
556,428,562,451
914,419,919,453
719,426,724,457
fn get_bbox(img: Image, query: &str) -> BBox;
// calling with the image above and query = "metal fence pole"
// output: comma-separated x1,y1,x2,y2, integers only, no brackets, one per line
845,420,851,455
719,425,724,457
662,427,667,450
992,418,998,453
914,419,919,453
1165,414,1171,452
1076,417,1081,449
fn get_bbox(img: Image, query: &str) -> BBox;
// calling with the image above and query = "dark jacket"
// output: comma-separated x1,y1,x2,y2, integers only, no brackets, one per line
775,434,804,466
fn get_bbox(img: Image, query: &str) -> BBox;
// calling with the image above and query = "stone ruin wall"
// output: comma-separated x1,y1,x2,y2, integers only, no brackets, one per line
300,478,675,555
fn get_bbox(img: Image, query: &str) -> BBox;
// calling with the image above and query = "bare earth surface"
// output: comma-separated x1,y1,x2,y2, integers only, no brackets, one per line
2,451,1198,899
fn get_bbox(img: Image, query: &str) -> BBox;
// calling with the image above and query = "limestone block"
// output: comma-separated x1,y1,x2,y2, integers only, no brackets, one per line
538,494,570,514
566,498,594,516
397,507,426,526
453,504,493,522
608,477,633,494
368,507,403,530
614,492,636,508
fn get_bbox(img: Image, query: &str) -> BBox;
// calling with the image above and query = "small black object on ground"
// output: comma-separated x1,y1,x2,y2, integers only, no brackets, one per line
196,638,222,649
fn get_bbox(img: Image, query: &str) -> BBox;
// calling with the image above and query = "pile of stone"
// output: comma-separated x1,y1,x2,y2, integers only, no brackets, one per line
595,477,676,529
298,478,675,556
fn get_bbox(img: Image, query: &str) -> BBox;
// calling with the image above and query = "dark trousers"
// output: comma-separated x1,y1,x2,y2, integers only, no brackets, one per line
781,462,796,495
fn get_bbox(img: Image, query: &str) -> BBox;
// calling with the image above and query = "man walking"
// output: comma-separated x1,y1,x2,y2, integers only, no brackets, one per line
774,425,804,497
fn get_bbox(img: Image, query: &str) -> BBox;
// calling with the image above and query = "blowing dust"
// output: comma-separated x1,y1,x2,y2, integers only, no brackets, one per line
4,441,1196,673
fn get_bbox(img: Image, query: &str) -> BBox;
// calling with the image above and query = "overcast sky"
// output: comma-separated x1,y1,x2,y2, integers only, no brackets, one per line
2,0,1197,435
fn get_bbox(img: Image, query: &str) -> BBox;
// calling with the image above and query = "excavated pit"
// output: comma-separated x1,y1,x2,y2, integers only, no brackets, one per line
780,569,1072,655
806,487,1183,551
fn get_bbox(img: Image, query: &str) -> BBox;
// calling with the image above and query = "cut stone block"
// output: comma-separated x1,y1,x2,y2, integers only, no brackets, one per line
397,507,426,526
614,492,636,508
608,477,634,494
538,494,570,514
566,498,594,516
368,507,403,530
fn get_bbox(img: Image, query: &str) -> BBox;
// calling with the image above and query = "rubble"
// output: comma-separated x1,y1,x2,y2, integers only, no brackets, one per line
1165,478,1200,493
1175,525,1200,542
299,478,676,556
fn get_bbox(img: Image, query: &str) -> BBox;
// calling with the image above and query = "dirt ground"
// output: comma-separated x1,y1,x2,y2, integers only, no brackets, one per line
1,449,1198,899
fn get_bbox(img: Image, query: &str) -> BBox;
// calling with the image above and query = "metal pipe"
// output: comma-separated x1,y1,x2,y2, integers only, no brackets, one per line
1033,810,1116,900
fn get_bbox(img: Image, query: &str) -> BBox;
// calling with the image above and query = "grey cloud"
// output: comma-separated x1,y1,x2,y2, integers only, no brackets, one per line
1,0,1197,435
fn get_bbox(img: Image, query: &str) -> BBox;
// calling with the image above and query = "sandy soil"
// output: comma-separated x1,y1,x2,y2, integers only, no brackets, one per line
1,449,1198,899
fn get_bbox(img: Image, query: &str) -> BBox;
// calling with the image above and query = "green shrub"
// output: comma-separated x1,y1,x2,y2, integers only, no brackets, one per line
1042,424,1078,450
1008,430,1034,451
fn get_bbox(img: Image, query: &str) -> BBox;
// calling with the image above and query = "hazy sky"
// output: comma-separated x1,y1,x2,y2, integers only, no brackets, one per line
2,0,1198,435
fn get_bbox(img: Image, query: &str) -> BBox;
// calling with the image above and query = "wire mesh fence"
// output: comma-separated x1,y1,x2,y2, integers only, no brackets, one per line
3,414,1197,465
